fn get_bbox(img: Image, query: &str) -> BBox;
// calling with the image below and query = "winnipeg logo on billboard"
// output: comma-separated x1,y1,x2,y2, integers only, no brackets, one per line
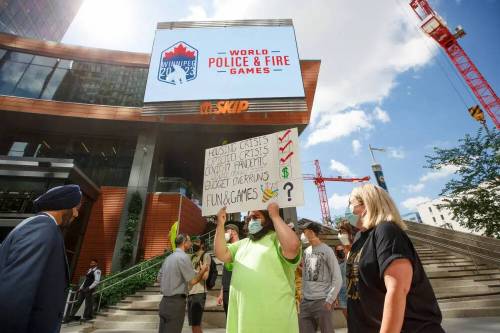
158,42,198,85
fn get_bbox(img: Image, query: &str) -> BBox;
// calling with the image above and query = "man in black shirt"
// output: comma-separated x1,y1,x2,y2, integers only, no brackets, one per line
73,259,101,320
217,223,239,315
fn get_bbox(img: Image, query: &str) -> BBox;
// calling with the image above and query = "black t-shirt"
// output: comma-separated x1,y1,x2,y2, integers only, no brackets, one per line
346,222,445,333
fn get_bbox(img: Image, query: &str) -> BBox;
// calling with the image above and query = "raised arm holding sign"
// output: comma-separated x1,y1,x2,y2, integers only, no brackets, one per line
213,202,301,333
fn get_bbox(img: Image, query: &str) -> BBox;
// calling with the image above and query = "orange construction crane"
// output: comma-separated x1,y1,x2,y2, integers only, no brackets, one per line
410,0,499,128
303,160,370,225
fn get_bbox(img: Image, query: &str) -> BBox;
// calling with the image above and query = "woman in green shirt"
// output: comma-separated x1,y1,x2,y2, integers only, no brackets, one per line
214,203,302,333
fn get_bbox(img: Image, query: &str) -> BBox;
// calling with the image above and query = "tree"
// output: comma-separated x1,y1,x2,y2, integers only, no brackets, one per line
425,128,500,238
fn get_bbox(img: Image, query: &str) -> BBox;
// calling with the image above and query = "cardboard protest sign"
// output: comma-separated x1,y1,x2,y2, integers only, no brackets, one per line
202,128,304,216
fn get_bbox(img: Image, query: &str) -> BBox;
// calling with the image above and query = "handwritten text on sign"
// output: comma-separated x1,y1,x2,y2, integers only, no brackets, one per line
202,128,304,216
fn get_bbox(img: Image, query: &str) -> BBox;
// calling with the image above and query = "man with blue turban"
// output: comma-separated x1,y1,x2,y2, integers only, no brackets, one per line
0,184,82,333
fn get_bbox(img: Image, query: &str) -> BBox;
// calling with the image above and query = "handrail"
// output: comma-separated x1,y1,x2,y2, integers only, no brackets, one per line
98,252,166,286
408,233,500,267
96,260,164,295
94,252,169,313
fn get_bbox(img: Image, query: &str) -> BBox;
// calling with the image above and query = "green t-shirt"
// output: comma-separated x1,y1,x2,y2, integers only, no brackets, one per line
226,231,301,333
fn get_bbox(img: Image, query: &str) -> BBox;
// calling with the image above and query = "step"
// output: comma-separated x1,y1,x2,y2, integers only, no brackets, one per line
102,308,158,315
93,320,158,330
96,314,159,322
441,306,500,318
427,269,500,279
423,265,484,273
438,293,500,303
434,285,499,296
125,294,162,302
436,288,500,300
115,300,160,309
423,262,476,268
421,259,473,265
429,278,484,288
438,297,500,310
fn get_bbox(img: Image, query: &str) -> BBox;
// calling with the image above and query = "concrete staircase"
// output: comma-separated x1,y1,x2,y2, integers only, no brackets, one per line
316,226,500,319
70,231,500,332
413,241,500,318
81,257,226,333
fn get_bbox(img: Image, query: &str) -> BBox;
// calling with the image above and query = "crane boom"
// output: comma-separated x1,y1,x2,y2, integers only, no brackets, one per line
410,0,500,128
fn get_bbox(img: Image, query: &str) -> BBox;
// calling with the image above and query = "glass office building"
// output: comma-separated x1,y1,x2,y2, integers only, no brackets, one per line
0,0,83,41
0,21,320,280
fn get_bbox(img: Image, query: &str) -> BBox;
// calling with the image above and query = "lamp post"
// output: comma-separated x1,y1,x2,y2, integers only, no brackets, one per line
369,145,389,192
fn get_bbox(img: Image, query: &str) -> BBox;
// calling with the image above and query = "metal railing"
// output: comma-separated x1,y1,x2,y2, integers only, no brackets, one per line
200,228,217,251
405,221,500,268
93,252,170,313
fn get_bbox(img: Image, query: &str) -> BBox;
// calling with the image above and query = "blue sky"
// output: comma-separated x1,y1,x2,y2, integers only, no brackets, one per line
63,0,499,222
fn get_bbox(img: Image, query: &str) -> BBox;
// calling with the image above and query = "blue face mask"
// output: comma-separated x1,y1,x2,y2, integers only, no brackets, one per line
345,207,358,227
248,219,263,234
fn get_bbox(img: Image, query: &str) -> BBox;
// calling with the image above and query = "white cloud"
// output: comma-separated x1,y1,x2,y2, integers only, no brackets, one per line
329,159,355,177
184,5,208,20
306,109,373,146
401,196,431,211
405,183,425,193
328,193,350,213
404,165,457,194
207,0,436,145
352,140,362,155
419,165,459,182
373,106,391,123
388,147,405,159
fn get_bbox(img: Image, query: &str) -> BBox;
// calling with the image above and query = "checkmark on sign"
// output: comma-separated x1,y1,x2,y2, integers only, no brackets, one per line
278,129,292,142
280,152,294,164
279,140,292,152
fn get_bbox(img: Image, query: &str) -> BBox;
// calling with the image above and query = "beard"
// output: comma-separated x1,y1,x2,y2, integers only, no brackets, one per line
59,209,75,230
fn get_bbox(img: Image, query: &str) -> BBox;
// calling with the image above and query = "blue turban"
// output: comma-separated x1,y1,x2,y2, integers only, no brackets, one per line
33,185,82,212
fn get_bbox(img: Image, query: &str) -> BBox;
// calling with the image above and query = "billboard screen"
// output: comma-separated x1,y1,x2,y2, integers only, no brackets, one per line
144,26,304,103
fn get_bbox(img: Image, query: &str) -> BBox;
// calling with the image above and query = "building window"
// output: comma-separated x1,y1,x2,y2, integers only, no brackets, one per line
428,207,432,213
432,217,436,223
0,48,147,107
441,215,445,221
7,142,28,157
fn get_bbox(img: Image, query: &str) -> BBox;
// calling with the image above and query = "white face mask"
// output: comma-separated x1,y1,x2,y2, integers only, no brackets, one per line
224,232,231,242
300,233,309,244
338,233,351,245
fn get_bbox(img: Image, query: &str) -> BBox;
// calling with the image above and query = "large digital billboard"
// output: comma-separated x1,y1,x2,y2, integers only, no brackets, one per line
144,26,305,103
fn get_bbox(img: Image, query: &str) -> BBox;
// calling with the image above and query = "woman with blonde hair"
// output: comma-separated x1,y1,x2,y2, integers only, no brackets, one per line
346,184,444,333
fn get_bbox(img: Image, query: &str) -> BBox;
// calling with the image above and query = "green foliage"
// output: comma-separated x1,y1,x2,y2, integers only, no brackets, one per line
120,192,142,269
98,253,169,308
425,128,500,238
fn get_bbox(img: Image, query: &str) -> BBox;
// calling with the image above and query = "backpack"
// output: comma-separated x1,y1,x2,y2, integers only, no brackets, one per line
203,252,218,290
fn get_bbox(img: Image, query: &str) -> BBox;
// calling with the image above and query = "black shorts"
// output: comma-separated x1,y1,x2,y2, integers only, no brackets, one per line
187,293,206,326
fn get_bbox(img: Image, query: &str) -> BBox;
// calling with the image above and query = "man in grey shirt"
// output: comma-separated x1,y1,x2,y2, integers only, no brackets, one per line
157,234,208,333
299,222,342,333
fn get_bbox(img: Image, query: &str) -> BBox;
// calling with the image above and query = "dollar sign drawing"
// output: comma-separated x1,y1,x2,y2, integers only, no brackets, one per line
281,167,289,179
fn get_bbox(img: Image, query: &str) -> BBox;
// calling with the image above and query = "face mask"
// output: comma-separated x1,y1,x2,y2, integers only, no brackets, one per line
338,233,351,245
192,244,201,252
345,207,359,227
300,233,309,244
224,232,231,242
248,219,263,234
336,250,345,260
